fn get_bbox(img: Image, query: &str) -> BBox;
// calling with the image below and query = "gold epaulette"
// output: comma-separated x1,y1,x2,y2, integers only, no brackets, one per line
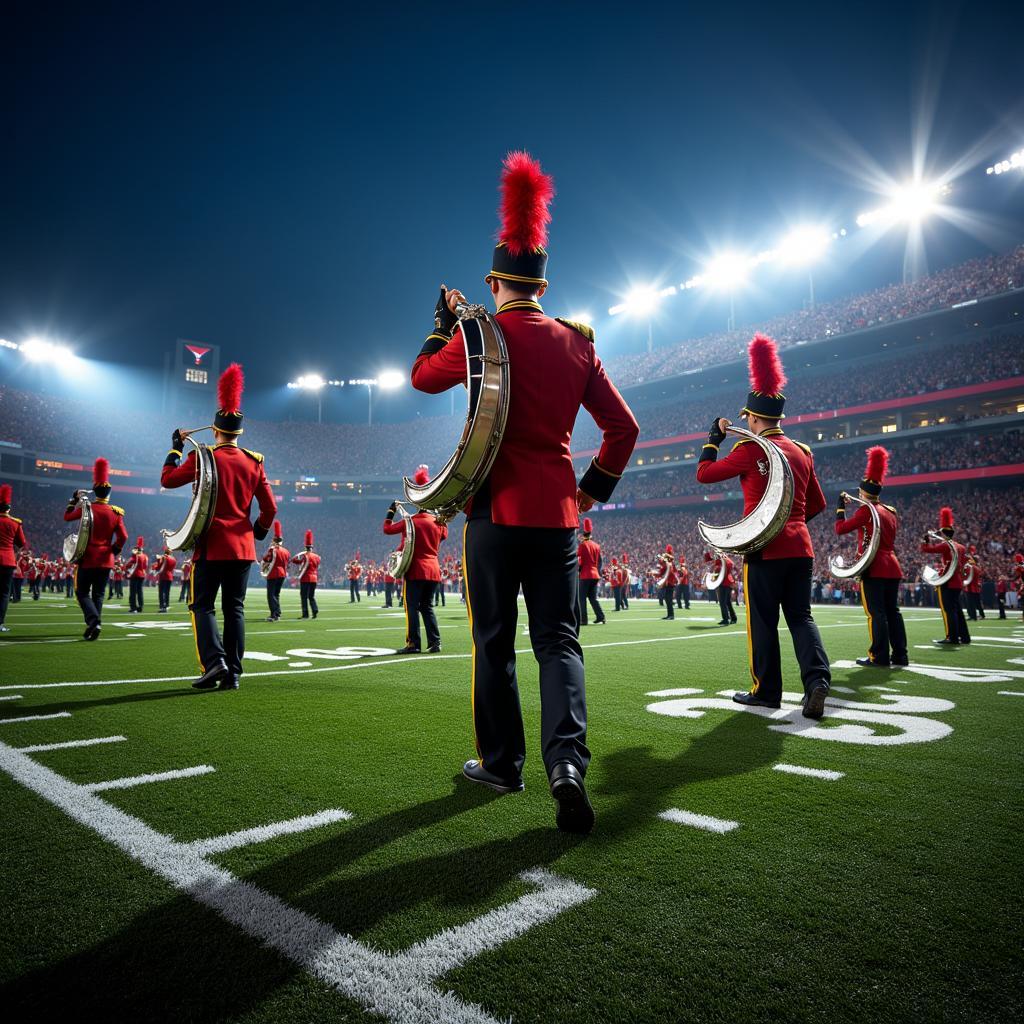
240,447,264,463
110,504,125,516
792,440,812,456
555,317,596,342
883,503,897,515
730,438,754,450
2,513,22,524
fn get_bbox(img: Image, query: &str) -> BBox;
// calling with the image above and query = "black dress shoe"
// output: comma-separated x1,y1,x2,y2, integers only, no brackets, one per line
397,645,421,655
933,639,959,646
717,620,730,626
855,658,889,668
549,761,595,835
192,660,229,690
462,759,524,794
427,645,441,653
217,674,239,691
892,659,909,667
802,685,828,720
730,618,738,624
661,615,674,621
732,691,781,710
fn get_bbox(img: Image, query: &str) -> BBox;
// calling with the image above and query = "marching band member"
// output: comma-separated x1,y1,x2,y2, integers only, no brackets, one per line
155,545,177,613
656,545,678,620
347,556,362,602
0,484,28,633
620,554,631,609
383,468,448,653
26,551,40,600
263,521,289,621
963,545,985,621
162,363,277,691
63,459,129,640
178,556,192,603
610,558,623,613
577,517,606,625
383,562,396,608
996,574,1008,619
676,556,691,610
294,530,321,619
1015,553,1024,622
126,538,148,612
920,508,970,646
12,546,26,605
706,551,738,625
696,334,831,718
412,152,638,832
835,446,907,667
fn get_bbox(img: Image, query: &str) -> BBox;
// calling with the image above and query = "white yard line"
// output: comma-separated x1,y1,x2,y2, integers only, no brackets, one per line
84,764,216,792
16,735,127,754
184,809,354,856
658,809,739,833
773,763,844,781
0,637,143,646
997,691,1024,697
0,712,71,725
0,695,22,701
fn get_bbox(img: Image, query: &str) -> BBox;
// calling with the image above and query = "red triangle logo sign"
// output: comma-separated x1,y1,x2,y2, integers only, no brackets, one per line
185,345,211,365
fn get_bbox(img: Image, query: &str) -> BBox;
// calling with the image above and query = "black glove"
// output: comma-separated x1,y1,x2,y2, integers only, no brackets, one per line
434,286,458,336
838,492,848,507
68,490,80,506
386,500,397,520
708,419,727,447
172,429,184,452
253,522,269,542
112,545,123,556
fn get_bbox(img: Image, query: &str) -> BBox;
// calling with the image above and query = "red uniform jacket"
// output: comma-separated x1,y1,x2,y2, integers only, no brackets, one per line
161,443,276,561
0,512,27,568
348,564,362,580
181,559,192,581
266,545,290,580
696,428,826,559
158,554,177,581
920,539,966,590
293,551,320,584
678,565,689,586
382,512,448,581
411,303,639,528
1016,565,1024,594
128,552,149,579
62,500,128,571
577,539,602,580
835,502,902,579
657,555,679,588
712,556,736,589
964,558,982,594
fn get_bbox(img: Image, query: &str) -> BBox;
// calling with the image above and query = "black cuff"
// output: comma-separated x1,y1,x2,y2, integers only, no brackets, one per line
386,511,396,521
112,546,122,556
699,443,719,464
419,332,451,357
164,450,181,468
253,523,269,541
835,508,846,519
578,458,621,504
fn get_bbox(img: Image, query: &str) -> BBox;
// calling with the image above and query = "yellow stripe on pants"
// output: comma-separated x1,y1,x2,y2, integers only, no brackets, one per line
743,562,760,694
189,561,205,671
937,586,950,639
860,584,875,661
462,520,482,763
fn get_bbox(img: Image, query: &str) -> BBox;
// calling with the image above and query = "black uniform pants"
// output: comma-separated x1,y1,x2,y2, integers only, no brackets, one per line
300,581,319,618
621,583,629,609
434,585,445,607
158,580,172,610
579,578,605,625
128,577,144,612
403,578,439,650
74,567,110,630
189,559,250,677
465,519,588,781
660,586,674,617
266,576,284,618
12,574,22,603
718,585,736,623
745,557,830,703
997,593,1006,619
179,580,189,601
349,579,360,602
384,581,394,607
937,584,971,644
860,577,907,665
964,591,984,620
0,566,13,625
612,585,622,611
676,583,691,609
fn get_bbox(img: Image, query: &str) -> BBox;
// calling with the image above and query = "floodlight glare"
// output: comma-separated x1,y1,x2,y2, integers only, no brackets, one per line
986,148,1023,176
20,337,75,366
294,373,326,390
569,312,593,326
377,370,405,390
777,226,831,265
856,180,949,228
704,252,750,289
625,287,660,315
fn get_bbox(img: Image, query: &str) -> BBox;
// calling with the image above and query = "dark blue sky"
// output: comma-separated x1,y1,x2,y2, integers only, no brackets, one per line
2,2,1022,423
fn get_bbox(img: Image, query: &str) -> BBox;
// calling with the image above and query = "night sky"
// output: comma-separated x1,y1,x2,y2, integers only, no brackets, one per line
2,2,1022,422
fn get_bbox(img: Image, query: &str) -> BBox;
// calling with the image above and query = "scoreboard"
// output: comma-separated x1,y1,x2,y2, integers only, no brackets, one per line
175,339,220,391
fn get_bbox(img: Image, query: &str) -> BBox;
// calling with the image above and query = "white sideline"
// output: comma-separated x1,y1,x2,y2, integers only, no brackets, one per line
84,764,216,792
0,712,71,725
658,809,739,834
773,763,844,781
998,691,1024,697
185,809,354,856
0,740,586,1024
16,735,127,754
0,695,22,701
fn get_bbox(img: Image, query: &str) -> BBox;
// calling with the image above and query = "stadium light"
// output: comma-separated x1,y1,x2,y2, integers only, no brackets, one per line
607,285,675,352
777,226,831,265
986,148,1024,176
20,337,76,366
289,373,327,390
0,338,16,350
703,253,752,330
855,180,949,228
377,369,405,390
568,312,593,326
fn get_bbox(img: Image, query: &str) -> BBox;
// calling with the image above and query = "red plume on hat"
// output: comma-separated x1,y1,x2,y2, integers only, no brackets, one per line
939,507,954,531
498,151,555,256
413,464,430,486
273,520,282,539
93,458,110,487
0,484,11,505
622,552,628,561
864,446,889,485
582,517,593,533
665,544,673,555
218,363,244,414
1015,553,1024,564
968,544,977,554
748,334,787,396
611,557,618,564
136,536,145,548
305,530,313,547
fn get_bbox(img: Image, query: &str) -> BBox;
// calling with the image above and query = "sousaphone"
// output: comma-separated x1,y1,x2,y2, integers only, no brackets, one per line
403,300,510,523
161,433,218,552
703,552,727,590
63,490,93,563
654,554,674,589
385,501,417,579
921,531,958,587
259,547,276,579
829,493,881,580
697,426,794,555
962,561,975,587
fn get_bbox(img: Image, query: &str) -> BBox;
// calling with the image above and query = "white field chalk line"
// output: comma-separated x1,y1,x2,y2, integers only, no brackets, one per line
84,764,216,792
0,637,143,646
998,691,1024,696
16,735,127,753
0,695,22,701
659,809,739,833
185,809,354,857
0,740,585,1024
0,620,869,691
0,712,71,725
773,763,845,781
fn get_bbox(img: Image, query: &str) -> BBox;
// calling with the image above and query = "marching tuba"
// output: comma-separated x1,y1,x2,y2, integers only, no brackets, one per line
697,425,794,555
63,490,93,563
921,531,958,587
829,492,881,580
259,547,275,579
962,559,976,587
654,553,674,589
161,432,219,552
385,501,417,579
703,551,727,590
403,299,510,524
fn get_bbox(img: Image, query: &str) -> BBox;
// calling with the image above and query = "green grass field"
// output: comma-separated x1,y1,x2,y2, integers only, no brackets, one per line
1,586,1022,1023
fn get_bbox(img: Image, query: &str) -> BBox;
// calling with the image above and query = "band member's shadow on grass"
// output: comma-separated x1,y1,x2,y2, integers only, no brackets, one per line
13,688,196,717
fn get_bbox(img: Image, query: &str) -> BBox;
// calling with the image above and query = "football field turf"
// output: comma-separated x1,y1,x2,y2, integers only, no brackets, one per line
1,588,1021,1023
